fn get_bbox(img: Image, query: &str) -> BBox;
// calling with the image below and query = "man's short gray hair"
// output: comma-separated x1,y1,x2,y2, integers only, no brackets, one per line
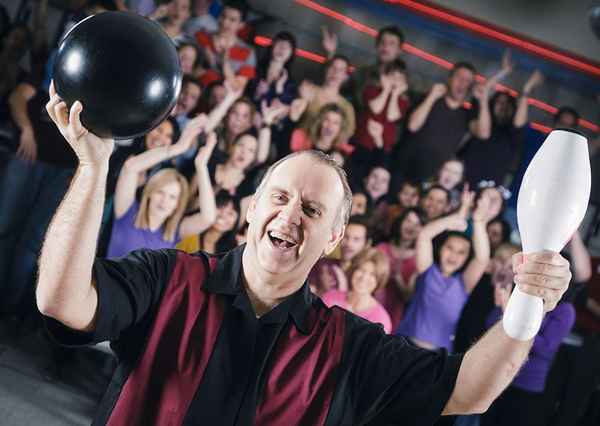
254,150,353,228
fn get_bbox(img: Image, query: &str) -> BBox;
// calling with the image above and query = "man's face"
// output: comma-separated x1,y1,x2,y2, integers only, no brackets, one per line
340,223,368,262
364,167,390,201
376,33,402,64
245,155,345,281
421,188,449,221
219,7,243,36
448,67,474,102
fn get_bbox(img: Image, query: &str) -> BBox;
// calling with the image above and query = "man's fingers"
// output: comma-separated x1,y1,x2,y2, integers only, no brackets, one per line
514,273,567,290
46,94,62,123
512,252,525,273
49,80,56,97
526,251,569,266
516,261,569,279
68,101,87,138
54,101,69,128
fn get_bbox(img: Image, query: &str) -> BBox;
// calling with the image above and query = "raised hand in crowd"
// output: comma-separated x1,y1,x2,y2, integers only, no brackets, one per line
321,26,338,58
289,97,309,122
367,119,385,149
429,82,448,101
523,69,544,96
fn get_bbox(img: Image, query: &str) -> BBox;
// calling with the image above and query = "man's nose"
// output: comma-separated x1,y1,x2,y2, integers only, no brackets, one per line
278,200,302,226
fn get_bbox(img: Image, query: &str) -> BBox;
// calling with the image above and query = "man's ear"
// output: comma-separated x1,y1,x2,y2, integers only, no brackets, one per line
246,196,257,224
324,223,345,256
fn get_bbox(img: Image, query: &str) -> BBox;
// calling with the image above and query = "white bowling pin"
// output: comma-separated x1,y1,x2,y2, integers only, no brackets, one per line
503,129,590,340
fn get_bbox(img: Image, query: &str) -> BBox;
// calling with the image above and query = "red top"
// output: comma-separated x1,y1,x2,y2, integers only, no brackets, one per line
356,85,409,153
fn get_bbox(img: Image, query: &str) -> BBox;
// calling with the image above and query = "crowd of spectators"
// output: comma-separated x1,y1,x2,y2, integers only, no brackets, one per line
0,1,599,425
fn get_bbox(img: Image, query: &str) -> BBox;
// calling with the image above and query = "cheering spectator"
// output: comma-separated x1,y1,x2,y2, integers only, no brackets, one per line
290,103,350,157
183,0,218,36
428,158,465,209
420,184,451,222
334,25,405,111
396,188,494,351
462,63,544,186
177,190,240,254
309,215,371,295
172,75,203,128
247,31,297,107
106,116,216,258
362,165,391,210
480,266,576,426
354,58,410,158
293,55,356,142
453,242,520,354
177,41,203,77
403,62,491,182
322,248,392,333
351,192,368,216
376,207,426,329
194,1,256,87
486,218,512,254
151,0,192,42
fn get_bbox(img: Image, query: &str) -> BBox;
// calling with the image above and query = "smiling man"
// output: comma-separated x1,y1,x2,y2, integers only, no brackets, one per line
37,87,572,425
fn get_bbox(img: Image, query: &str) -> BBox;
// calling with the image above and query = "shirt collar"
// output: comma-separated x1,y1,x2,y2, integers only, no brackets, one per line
204,244,315,334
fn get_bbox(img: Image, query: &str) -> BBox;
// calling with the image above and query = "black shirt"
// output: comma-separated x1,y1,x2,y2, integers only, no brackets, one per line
46,244,463,425
402,97,476,182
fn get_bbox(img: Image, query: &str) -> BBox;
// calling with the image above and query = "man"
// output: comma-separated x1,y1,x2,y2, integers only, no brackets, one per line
331,25,405,112
38,83,572,425
420,184,451,222
194,0,256,87
403,62,492,182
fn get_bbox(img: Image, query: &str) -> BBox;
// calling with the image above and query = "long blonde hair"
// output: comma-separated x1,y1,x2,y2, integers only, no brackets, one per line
135,168,190,242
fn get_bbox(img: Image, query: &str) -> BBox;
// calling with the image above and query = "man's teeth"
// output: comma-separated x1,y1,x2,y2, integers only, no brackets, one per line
268,230,297,246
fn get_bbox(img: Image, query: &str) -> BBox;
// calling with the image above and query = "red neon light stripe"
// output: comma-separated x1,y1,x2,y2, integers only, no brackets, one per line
292,0,599,133
530,122,552,134
295,0,377,36
386,0,600,78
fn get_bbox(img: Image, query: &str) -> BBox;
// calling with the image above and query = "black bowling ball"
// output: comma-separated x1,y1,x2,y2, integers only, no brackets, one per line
53,11,182,140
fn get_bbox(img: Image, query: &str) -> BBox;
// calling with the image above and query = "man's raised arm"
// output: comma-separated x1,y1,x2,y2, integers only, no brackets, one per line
36,81,115,332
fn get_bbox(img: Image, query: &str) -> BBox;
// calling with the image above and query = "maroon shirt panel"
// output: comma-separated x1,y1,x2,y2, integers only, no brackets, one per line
107,252,223,426
255,307,346,426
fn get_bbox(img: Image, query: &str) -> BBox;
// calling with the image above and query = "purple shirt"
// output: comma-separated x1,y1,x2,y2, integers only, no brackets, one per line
486,302,575,392
396,264,467,351
107,202,179,259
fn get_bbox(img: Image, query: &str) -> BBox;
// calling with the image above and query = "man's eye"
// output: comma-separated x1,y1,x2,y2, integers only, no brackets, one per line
272,193,286,203
304,206,320,217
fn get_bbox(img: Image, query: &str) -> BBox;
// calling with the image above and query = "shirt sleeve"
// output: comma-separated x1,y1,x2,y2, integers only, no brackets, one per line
346,317,463,425
45,248,178,346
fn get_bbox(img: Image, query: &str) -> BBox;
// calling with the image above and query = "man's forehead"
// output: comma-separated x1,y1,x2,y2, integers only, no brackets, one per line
267,156,343,204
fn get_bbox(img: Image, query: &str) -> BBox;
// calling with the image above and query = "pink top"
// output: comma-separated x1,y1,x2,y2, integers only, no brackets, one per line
321,290,392,333
374,242,418,330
